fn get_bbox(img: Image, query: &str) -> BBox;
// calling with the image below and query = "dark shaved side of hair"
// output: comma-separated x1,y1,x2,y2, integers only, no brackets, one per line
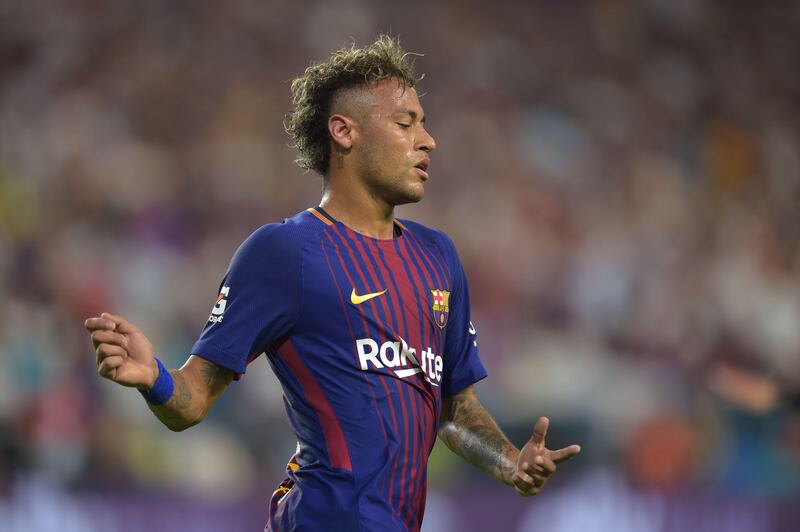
285,35,420,176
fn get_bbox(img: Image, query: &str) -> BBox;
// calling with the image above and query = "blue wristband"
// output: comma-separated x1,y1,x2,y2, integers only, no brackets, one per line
139,357,174,405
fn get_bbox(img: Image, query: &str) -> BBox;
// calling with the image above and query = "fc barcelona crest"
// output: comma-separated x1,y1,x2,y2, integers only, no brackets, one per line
430,289,451,328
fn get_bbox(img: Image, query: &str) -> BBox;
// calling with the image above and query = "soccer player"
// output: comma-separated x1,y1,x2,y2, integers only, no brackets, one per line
85,35,581,531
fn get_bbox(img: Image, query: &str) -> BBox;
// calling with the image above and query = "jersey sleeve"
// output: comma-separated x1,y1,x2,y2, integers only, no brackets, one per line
440,234,487,396
190,223,304,377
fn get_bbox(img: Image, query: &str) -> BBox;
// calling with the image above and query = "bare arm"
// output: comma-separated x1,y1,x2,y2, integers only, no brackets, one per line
86,313,234,432
438,385,581,496
438,385,519,485
147,355,233,431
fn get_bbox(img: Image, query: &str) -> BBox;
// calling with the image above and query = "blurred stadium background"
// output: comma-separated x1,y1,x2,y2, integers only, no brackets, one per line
1,0,799,530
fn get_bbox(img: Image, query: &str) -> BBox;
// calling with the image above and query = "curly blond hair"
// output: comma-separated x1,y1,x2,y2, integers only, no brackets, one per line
285,35,420,176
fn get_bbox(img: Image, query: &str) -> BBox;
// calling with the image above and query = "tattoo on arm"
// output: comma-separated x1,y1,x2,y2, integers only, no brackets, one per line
148,370,197,430
147,358,232,432
200,361,229,389
438,389,519,485
172,371,193,411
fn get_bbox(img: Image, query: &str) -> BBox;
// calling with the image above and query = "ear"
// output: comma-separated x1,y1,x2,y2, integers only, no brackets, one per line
328,114,354,151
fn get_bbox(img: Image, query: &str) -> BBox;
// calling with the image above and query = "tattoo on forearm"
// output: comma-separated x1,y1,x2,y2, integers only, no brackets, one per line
171,371,192,409
149,370,195,430
200,362,228,389
145,359,232,431
438,392,518,485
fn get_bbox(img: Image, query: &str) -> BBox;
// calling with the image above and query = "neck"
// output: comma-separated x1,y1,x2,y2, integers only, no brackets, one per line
320,174,396,240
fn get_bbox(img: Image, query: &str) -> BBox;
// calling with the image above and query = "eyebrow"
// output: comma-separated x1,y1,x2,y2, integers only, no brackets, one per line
396,109,426,124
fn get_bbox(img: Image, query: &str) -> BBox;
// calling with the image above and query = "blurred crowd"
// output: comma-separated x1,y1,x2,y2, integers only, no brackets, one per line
1,0,799,530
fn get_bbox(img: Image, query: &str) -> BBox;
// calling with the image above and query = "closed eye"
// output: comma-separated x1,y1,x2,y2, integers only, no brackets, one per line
397,122,411,129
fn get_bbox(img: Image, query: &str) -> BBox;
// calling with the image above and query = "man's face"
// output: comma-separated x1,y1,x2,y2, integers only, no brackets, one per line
350,79,437,205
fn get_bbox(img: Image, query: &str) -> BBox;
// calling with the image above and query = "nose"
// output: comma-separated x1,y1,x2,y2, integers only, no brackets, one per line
417,126,437,153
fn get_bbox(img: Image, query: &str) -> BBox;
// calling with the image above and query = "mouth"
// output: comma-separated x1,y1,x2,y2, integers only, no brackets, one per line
414,159,430,180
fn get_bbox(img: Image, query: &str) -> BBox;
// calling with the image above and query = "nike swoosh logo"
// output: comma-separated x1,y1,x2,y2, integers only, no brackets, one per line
350,288,387,305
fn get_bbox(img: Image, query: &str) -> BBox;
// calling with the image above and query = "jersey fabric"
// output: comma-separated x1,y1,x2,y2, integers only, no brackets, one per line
191,207,487,532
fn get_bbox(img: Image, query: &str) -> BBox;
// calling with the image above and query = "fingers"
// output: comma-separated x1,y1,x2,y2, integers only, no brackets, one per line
85,313,137,333
90,330,127,350
531,416,549,446
96,343,127,365
512,420,581,498
550,444,582,464
85,317,116,333
526,456,556,476
512,470,538,495
513,454,560,497
513,460,552,496
101,312,137,334
513,472,534,488
98,355,125,379
88,316,130,372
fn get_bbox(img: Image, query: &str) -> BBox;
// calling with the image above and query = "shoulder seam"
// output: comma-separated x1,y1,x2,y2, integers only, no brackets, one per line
307,207,333,226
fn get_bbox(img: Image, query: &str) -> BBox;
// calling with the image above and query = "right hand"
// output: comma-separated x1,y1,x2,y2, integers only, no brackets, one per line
85,312,158,390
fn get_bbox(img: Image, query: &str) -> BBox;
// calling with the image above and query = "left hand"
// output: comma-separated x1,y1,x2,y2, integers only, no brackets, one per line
510,416,581,496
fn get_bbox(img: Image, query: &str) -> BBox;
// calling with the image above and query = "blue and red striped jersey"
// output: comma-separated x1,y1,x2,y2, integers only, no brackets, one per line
191,207,486,531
